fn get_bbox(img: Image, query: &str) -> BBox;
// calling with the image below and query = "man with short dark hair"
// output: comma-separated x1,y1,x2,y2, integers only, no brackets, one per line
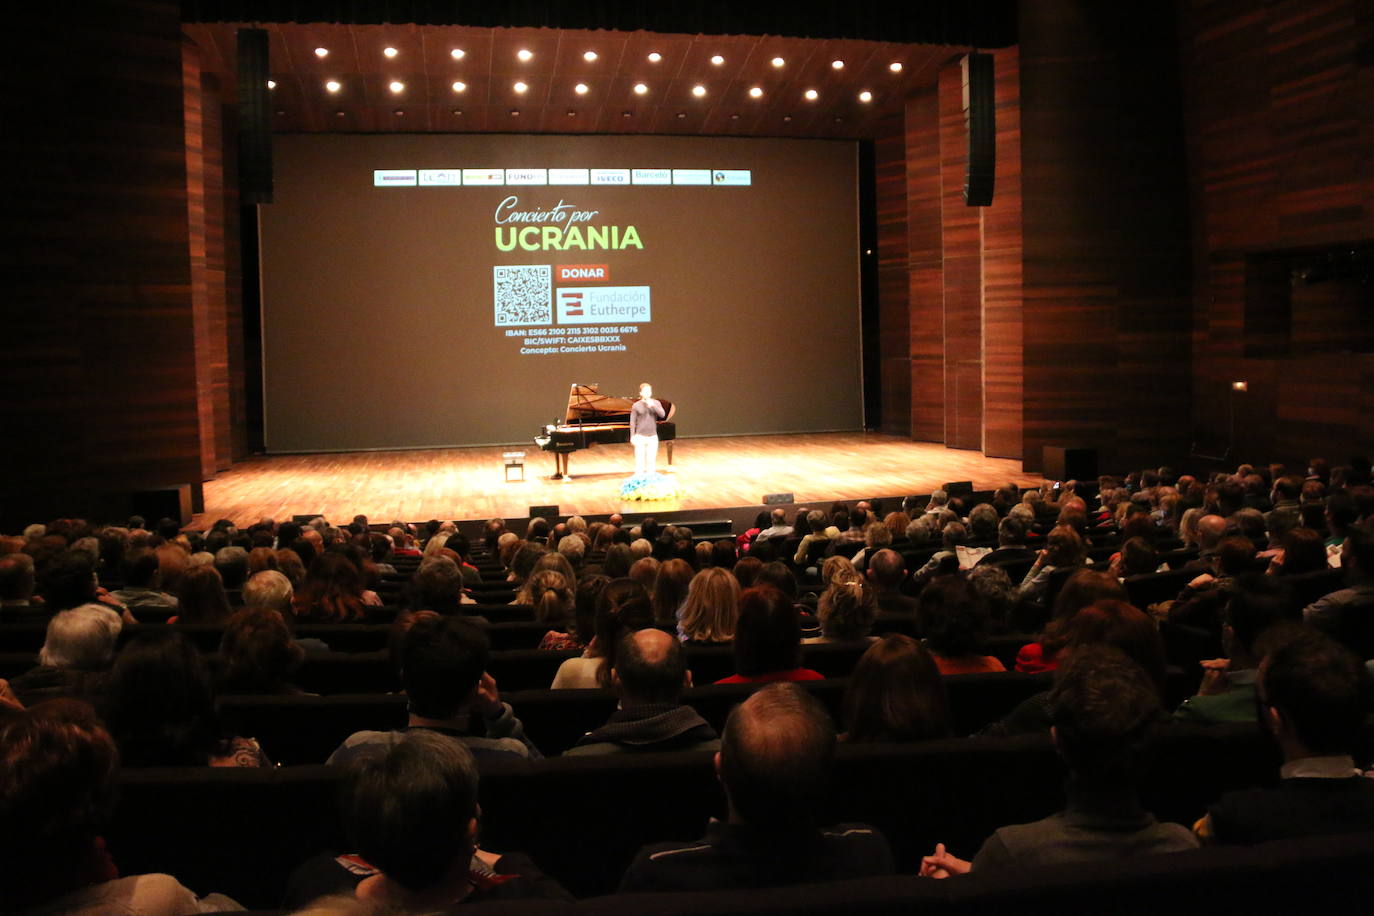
1196,630,1374,844
566,629,718,755
1303,528,1374,633
618,683,893,892
286,732,570,908
108,548,178,613
412,556,483,617
327,616,539,765
976,515,1035,567
922,647,1197,876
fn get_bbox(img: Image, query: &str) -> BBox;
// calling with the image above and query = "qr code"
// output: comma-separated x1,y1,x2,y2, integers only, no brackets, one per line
493,265,552,326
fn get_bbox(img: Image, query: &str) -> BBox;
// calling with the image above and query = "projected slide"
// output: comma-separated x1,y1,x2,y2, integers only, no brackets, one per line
260,134,861,452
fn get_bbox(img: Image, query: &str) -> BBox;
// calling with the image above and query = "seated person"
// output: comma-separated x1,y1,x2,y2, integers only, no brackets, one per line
9,604,120,706
0,699,240,914
1173,575,1289,725
1196,629,1374,844
922,646,1197,876
328,615,540,765
841,635,952,742
0,553,45,621
1303,528,1374,634
565,629,719,755
286,732,570,909
715,587,823,684
806,576,878,644
916,577,1006,674
866,548,918,616
619,683,893,892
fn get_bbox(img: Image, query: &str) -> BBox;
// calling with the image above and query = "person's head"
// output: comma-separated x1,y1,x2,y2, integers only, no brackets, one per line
556,533,586,569
817,577,878,641
242,569,294,616
0,700,122,910
753,561,797,599
1061,600,1167,697
678,567,741,643
213,546,250,590
38,604,122,670
1216,535,1257,577
218,607,304,693
591,579,655,687
39,551,98,612
863,522,893,551
966,564,1017,627
528,569,574,627
1341,527,1374,583
176,564,233,625
1196,514,1227,551
1119,537,1158,577
967,504,999,541
994,514,1026,548
732,586,803,677
718,683,835,831
612,628,689,705
401,616,490,720
917,576,989,658
343,730,480,896
0,553,37,602
842,635,951,743
866,548,905,590
1259,630,1373,758
651,558,695,626
1050,569,1128,630
119,547,162,590
602,542,634,578
639,381,653,398
1043,525,1086,567
1049,645,1163,789
409,557,464,615
294,551,368,622
102,630,221,766
1276,527,1326,577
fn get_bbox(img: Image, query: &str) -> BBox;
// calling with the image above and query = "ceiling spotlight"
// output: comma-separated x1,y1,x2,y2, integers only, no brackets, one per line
394,109,405,116
452,109,462,115
314,47,329,58
510,109,520,116
889,61,904,73
804,88,818,101
583,50,598,62
450,48,465,60
451,81,467,93
389,80,405,93
513,81,528,94
517,48,533,61
692,84,707,97
710,55,725,66
771,56,785,68
568,109,576,116
633,82,648,95
749,86,763,98
325,79,341,93
676,111,686,118
623,110,632,118
275,108,285,115
831,59,844,69
334,109,345,117
858,90,873,103
266,79,276,89
783,115,792,122
574,83,589,95
647,51,662,63
383,47,398,58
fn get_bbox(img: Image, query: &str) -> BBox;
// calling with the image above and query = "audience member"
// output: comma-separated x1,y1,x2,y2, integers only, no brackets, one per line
172,565,233,625
866,548,918,615
841,635,951,742
217,607,307,695
8,604,121,706
286,732,570,908
109,548,178,613
677,567,741,644
716,587,822,684
619,683,893,892
917,577,1005,674
922,646,1196,876
0,552,45,621
1196,630,1374,843
328,615,540,764
811,576,878,643
651,558,694,627
565,629,719,755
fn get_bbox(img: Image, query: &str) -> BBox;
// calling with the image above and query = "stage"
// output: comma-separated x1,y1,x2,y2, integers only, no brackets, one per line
198,432,1044,526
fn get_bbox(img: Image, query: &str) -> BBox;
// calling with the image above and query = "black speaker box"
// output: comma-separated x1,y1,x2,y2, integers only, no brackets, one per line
962,52,995,206
763,493,794,506
1042,447,1098,483
237,28,273,204
529,505,560,519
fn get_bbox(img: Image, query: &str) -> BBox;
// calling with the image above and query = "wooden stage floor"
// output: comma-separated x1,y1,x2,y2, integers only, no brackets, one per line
199,432,1044,526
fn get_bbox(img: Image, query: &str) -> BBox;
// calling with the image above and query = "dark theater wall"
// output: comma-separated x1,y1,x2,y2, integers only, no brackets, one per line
1181,0,1374,469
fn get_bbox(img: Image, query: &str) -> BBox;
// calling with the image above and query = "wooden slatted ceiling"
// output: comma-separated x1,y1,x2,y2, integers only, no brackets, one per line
183,22,961,139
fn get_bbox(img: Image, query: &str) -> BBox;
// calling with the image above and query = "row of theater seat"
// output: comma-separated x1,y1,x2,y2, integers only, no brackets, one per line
102,720,1338,905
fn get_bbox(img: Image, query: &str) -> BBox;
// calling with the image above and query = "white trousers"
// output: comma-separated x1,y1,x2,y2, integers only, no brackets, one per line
631,433,659,476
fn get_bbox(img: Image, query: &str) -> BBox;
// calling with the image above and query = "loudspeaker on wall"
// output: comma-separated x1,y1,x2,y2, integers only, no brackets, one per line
962,52,995,206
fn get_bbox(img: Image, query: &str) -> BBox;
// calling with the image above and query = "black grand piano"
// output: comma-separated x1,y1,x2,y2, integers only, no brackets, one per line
534,383,677,479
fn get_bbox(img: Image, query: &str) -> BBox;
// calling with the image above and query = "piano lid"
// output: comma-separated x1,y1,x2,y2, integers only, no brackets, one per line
562,383,675,425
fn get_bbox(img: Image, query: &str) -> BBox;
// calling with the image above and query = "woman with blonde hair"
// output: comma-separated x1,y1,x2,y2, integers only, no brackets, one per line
677,567,741,644
812,576,878,643
821,555,860,589
514,552,576,604
529,570,578,650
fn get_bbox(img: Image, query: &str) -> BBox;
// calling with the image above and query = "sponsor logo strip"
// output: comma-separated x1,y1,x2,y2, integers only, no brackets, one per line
373,169,417,187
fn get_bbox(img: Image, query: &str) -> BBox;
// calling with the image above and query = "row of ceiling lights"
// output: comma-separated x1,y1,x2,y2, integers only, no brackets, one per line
306,44,905,73
272,78,877,103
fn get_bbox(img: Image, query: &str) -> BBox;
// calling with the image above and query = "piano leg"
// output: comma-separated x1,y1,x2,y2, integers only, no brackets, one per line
551,452,564,480
666,442,674,466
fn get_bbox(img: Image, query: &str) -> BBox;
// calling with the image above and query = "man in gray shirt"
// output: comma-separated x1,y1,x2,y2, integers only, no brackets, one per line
630,381,666,476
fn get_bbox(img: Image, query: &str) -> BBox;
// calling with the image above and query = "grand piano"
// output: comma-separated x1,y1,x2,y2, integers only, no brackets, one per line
534,383,676,479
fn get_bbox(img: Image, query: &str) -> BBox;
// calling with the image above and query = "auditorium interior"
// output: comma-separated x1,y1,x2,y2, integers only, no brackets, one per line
3,0,1374,912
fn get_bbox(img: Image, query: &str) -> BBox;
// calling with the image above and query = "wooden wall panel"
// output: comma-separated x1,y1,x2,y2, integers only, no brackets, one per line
1183,0,1374,468
938,58,984,450
184,39,216,481
905,90,945,441
981,46,1023,459
1019,1,1192,473
0,2,201,527
202,71,234,473
874,121,912,436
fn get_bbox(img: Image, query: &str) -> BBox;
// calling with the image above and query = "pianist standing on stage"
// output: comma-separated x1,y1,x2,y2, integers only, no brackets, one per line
630,382,666,476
